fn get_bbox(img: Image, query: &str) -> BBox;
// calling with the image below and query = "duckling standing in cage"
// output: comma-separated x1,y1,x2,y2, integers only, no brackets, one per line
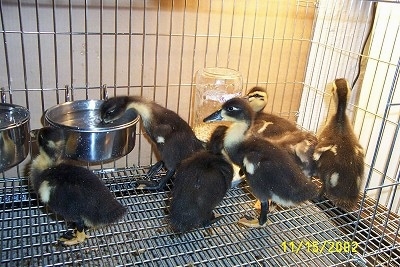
29,127,127,246
204,98,319,227
245,87,318,211
100,96,204,190
169,126,233,233
313,78,365,210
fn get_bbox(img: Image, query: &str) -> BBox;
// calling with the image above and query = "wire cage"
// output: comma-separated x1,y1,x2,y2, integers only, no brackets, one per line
1,0,399,266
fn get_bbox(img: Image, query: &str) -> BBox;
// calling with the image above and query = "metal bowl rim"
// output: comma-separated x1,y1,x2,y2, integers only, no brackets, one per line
44,99,139,133
0,103,31,131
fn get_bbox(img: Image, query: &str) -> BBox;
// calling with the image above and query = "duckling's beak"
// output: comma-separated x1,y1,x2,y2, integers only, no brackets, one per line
203,109,223,122
100,118,111,124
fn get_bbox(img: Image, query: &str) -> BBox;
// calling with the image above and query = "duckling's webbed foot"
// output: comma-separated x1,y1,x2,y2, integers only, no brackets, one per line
258,201,269,225
146,161,165,178
59,229,76,240
58,221,89,246
136,169,175,190
254,199,277,212
203,213,224,227
238,201,270,228
238,216,264,228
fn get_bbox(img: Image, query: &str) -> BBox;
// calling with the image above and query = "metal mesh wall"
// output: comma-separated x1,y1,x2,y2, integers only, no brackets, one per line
1,0,399,266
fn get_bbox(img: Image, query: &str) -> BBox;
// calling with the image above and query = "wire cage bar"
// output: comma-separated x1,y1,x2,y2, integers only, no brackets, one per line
1,0,399,266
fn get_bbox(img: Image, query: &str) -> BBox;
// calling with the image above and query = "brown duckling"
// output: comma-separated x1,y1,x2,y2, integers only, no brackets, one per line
245,86,317,177
246,86,298,137
313,78,365,210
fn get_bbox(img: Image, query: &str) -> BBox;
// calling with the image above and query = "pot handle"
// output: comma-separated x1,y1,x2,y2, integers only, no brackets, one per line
1,87,6,103
65,85,71,102
102,84,109,100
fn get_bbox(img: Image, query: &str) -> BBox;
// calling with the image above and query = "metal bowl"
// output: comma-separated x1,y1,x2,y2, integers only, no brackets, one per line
44,100,139,162
0,103,30,172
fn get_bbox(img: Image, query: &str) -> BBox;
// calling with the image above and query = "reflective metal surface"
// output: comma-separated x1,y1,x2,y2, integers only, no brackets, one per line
0,103,30,172
45,100,139,162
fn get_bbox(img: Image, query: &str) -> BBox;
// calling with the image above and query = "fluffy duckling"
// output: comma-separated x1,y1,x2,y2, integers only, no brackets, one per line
30,127,126,246
246,87,298,137
246,86,317,177
267,131,317,178
100,96,204,190
203,98,319,227
313,79,365,210
169,125,233,233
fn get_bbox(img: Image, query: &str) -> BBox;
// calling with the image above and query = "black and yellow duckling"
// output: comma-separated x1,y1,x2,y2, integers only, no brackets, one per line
169,126,233,233
245,86,317,177
313,78,365,210
29,127,127,246
100,96,204,190
203,98,319,227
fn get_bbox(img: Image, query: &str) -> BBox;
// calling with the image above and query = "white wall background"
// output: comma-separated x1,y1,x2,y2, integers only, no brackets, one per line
299,1,400,211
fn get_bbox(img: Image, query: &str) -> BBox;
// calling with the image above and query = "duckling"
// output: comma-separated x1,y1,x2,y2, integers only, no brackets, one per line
245,87,318,210
246,87,298,137
169,126,233,233
29,127,126,246
267,130,317,178
313,78,365,210
246,86,317,177
203,98,319,227
100,96,204,190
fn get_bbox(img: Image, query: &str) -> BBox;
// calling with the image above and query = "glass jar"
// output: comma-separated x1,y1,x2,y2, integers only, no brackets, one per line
192,67,242,142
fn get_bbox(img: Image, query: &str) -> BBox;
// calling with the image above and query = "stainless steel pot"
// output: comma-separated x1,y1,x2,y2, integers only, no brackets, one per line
0,103,30,172
44,100,139,162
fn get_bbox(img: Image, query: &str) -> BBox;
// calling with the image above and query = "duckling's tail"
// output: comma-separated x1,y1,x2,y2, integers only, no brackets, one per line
107,201,127,223
92,199,127,227
305,180,322,201
325,193,360,211
322,173,362,211
169,211,203,233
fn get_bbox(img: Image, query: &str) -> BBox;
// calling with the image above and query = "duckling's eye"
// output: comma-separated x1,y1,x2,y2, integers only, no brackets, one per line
227,106,240,112
105,107,118,117
106,104,117,113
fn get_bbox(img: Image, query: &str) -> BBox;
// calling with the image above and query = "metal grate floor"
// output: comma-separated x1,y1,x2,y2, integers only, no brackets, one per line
0,167,396,266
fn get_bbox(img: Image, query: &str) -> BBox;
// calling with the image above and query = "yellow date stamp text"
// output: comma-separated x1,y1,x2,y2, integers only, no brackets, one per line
281,240,358,254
